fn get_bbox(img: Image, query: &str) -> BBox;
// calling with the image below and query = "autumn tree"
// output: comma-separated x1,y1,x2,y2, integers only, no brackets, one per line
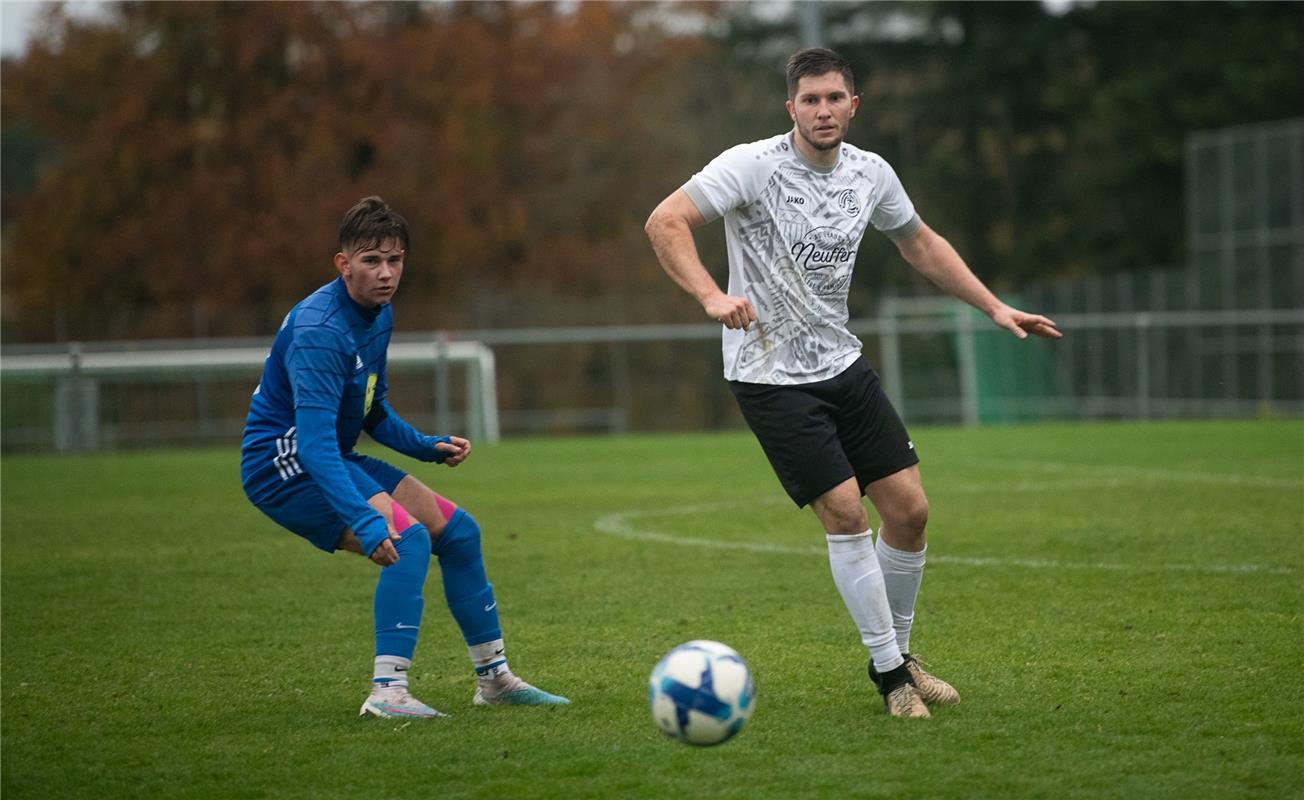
0,1,714,341
5,1,1299,343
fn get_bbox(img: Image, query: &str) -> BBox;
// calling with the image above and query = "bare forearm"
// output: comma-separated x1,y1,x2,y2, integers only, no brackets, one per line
897,223,1063,340
905,231,1002,316
645,194,757,331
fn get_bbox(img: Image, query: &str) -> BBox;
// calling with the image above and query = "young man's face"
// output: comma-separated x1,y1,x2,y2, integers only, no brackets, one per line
786,71,859,153
335,238,405,309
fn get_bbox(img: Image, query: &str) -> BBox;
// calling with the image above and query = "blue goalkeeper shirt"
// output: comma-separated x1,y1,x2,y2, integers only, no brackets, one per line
241,277,444,547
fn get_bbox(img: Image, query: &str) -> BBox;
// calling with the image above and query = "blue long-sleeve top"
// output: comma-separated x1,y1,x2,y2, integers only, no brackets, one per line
241,278,446,555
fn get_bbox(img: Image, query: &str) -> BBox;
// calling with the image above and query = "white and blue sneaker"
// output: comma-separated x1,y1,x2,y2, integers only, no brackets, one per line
472,672,570,706
360,685,448,718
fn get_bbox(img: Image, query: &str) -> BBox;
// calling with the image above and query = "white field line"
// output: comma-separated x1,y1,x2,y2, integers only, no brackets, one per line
593,469,1300,576
937,477,1135,493
947,457,1304,490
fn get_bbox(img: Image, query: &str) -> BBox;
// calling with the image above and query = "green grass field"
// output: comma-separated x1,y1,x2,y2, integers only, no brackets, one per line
3,420,1302,799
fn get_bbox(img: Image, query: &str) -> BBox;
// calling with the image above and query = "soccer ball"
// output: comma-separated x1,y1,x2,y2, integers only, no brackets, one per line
648,640,754,746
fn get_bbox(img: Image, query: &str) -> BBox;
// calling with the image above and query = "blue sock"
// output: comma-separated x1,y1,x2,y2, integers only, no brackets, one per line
373,523,431,660
432,509,502,646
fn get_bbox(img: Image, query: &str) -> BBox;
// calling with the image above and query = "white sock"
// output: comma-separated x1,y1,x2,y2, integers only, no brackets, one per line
469,638,509,681
373,655,411,690
827,530,903,673
875,536,927,654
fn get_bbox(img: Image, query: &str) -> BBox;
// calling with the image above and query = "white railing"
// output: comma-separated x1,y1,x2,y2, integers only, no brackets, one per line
2,305,1301,452
1,336,499,451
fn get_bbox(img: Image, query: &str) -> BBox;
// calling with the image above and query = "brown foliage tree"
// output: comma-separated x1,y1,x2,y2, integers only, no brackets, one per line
1,1,713,342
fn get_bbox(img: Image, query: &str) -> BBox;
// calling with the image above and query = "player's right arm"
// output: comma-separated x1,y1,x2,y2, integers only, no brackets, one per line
286,325,398,563
645,189,756,331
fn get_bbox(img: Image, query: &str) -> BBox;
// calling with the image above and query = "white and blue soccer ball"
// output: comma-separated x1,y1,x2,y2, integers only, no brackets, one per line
648,640,754,746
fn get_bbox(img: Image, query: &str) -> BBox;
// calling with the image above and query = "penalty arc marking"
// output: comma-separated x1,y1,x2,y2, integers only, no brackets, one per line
592,503,1293,575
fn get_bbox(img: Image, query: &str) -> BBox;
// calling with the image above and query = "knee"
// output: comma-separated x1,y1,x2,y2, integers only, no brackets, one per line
396,521,431,556
819,500,871,534
813,482,871,534
829,507,870,534
886,497,929,538
432,509,481,561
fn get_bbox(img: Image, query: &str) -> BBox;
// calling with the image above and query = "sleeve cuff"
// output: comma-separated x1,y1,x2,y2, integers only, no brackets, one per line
352,513,390,557
882,213,922,241
683,180,722,223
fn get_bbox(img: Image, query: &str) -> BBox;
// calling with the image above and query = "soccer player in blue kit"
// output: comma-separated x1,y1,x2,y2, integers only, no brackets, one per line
241,196,568,718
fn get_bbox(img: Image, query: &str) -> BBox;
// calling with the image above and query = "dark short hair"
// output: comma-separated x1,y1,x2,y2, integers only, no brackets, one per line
338,196,410,254
785,47,855,99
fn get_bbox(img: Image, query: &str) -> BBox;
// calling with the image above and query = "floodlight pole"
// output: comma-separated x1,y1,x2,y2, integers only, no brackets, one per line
798,2,825,48
434,332,452,435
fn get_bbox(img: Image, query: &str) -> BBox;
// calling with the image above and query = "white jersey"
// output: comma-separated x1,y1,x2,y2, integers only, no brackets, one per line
684,132,920,385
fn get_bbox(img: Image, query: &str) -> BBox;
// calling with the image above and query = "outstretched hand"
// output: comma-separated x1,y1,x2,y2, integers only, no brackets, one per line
990,305,1062,340
436,435,471,467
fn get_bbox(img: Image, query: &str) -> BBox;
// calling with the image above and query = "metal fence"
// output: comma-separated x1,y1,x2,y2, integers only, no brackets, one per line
0,338,500,452
3,302,1301,453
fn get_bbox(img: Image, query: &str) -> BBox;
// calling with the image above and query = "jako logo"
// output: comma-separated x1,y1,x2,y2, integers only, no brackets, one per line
786,196,805,205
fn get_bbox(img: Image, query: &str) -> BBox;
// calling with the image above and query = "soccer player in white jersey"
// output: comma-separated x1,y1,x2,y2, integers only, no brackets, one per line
645,48,1062,718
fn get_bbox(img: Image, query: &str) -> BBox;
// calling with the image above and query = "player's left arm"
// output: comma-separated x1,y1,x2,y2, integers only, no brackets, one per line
364,399,470,466
893,221,1062,340
363,356,470,466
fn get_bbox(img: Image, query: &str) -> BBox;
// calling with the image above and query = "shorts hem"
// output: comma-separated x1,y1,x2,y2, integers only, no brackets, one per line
313,522,348,554
856,453,921,493
786,469,855,509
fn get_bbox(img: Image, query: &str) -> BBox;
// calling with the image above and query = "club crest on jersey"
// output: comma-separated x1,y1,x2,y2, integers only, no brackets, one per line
364,373,378,416
837,188,861,217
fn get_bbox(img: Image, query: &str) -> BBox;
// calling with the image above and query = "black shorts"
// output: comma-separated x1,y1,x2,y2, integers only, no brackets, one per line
728,357,919,507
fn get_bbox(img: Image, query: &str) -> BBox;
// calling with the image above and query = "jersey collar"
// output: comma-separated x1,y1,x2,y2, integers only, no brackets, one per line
333,276,384,325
